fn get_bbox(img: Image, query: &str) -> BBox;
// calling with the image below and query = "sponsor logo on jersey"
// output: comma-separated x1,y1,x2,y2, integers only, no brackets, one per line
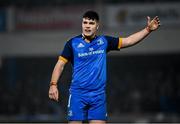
89,47,94,51
78,50,104,57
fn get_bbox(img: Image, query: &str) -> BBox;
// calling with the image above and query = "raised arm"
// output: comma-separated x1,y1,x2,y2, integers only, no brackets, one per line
121,16,161,48
48,59,66,102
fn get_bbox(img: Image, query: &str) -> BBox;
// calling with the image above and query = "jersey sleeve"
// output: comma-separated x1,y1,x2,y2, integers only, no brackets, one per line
105,35,122,52
59,41,73,63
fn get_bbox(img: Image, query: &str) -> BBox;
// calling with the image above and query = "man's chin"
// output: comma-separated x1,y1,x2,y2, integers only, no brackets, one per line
84,34,92,37
83,33,95,38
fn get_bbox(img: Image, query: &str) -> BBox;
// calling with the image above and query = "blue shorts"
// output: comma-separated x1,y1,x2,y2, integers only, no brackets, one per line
67,92,107,121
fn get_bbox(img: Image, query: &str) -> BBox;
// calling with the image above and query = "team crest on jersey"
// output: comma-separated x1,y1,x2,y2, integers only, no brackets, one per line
77,43,85,48
97,39,104,45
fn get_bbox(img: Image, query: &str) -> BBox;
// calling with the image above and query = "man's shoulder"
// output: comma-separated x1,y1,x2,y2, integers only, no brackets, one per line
98,35,113,39
69,34,82,41
65,34,82,45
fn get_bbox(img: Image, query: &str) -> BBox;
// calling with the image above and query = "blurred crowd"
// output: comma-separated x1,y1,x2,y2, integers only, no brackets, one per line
0,54,180,122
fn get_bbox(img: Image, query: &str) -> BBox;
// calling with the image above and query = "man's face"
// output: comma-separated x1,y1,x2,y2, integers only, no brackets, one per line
82,18,99,37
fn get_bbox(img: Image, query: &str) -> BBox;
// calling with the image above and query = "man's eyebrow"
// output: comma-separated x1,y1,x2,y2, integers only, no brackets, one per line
89,21,95,24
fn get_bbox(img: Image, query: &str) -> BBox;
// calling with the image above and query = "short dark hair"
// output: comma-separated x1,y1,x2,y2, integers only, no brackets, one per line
83,10,99,22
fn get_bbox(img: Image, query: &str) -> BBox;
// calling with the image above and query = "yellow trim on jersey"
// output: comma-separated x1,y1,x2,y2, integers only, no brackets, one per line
59,56,68,63
118,37,123,49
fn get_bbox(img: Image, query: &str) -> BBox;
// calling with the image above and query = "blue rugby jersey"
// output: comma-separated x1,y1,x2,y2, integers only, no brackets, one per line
60,34,122,95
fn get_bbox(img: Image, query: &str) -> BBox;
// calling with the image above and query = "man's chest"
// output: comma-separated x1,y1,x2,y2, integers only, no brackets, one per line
72,39,107,58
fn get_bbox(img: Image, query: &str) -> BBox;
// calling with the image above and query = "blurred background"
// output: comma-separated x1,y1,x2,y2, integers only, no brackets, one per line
0,0,180,123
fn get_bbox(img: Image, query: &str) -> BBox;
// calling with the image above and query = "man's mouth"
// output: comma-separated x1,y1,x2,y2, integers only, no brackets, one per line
85,29,91,32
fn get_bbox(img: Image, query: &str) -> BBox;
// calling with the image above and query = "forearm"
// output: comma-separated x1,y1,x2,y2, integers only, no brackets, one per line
122,27,150,48
50,60,65,85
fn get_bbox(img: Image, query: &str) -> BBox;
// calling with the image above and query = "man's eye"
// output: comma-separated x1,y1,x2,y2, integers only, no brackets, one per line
89,22,95,25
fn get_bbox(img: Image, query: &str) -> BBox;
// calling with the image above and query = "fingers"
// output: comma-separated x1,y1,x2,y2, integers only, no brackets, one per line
153,16,161,26
147,16,151,21
147,16,161,31
55,90,59,101
49,88,59,102
49,92,59,102
153,16,158,20
49,91,54,100
147,16,151,25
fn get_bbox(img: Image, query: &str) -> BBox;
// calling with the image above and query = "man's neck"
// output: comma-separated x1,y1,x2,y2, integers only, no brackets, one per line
82,34,96,43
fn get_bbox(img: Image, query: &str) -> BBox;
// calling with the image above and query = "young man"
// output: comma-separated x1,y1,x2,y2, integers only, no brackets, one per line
49,10,160,124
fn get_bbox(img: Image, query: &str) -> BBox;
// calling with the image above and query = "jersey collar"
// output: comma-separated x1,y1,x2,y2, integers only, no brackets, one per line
81,34,97,43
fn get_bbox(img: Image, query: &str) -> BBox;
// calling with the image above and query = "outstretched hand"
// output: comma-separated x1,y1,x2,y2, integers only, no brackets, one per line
147,16,161,32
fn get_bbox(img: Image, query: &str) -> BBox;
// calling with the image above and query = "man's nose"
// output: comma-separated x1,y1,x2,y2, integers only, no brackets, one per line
85,26,90,28
85,24,90,28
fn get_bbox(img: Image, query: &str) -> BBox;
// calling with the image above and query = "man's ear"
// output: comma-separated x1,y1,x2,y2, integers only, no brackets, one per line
96,24,99,30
